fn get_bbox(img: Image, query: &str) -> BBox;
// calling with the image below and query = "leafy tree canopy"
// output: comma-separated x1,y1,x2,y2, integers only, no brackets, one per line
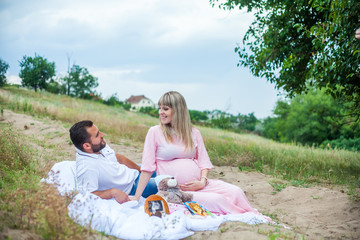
62,64,99,98
0,58,10,87
262,88,360,146
189,110,209,122
103,93,132,110
104,93,122,106
19,54,56,91
211,0,360,118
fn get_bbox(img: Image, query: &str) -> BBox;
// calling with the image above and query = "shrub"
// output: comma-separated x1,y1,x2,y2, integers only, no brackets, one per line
321,137,360,151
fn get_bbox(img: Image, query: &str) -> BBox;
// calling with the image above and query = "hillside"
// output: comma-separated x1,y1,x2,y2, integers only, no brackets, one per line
0,87,359,239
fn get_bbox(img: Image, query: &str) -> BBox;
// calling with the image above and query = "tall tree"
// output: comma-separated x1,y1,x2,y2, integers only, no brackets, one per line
211,0,360,118
0,58,10,87
19,54,55,91
62,64,99,98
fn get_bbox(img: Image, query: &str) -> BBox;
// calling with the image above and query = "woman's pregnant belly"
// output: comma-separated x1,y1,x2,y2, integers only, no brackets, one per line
156,158,201,185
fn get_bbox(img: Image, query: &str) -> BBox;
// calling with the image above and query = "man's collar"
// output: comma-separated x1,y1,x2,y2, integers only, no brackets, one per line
75,144,109,159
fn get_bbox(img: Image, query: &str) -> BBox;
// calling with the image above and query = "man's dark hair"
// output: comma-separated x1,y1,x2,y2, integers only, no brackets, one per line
69,120,93,151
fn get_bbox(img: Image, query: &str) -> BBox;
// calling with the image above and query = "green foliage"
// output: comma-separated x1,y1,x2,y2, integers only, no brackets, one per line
321,137,360,152
0,58,10,87
103,93,132,110
237,112,259,132
19,53,56,91
208,110,260,133
123,103,131,111
346,185,360,202
139,106,158,117
211,0,360,118
189,109,209,122
269,182,288,193
209,110,232,129
61,64,99,98
103,93,122,106
45,78,66,94
262,89,360,148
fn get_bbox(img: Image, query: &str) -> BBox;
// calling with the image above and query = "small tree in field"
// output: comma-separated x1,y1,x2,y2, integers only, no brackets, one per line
61,64,99,98
0,58,10,87
19,54,56,91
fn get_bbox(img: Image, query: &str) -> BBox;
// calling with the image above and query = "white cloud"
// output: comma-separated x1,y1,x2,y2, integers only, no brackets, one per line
1,0,253,47
6,75,21,85
0,0,279,118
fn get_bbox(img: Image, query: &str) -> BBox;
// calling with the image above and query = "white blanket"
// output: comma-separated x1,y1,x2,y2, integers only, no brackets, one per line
42,161,269,240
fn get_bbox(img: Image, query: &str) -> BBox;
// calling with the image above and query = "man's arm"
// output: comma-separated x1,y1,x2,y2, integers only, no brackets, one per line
116,153,141,172
92,188,130,204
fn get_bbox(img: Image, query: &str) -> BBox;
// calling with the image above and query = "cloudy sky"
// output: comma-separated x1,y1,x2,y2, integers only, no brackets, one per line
0,0,282,118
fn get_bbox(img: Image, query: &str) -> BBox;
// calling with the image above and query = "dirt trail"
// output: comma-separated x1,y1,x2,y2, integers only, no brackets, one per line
1,109,359,239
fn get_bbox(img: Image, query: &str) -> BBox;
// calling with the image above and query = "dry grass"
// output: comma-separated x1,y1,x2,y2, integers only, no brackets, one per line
0,124,95,239
2,183,92,239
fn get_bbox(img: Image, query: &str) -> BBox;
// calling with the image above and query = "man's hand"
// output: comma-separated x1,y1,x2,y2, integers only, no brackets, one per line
111,189,130,204
92,188,130,204
180,179,206,191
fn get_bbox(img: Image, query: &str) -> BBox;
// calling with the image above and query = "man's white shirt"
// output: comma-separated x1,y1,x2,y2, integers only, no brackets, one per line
76,144,139,194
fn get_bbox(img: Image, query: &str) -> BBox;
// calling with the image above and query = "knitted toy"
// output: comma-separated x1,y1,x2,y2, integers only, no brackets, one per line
157,177,193,204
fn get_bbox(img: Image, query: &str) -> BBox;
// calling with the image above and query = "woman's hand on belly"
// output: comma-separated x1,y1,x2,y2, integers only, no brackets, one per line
180,179,206,191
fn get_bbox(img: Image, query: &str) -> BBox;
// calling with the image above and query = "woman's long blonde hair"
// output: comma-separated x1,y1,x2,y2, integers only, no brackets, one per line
158,91,194,151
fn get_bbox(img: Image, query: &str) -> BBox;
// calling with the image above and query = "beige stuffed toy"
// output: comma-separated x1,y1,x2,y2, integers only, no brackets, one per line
157,177,193,204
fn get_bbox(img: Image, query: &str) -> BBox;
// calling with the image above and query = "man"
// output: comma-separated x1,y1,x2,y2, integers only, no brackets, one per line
69,120,157,204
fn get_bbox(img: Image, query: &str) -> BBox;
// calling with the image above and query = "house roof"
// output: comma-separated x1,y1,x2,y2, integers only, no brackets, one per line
125,95,151,104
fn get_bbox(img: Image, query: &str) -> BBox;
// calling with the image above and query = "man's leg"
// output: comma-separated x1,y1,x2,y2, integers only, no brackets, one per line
141,176,158,198
130,171,157,198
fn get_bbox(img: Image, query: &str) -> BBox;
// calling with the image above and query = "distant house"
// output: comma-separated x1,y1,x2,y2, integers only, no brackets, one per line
125,95,156,111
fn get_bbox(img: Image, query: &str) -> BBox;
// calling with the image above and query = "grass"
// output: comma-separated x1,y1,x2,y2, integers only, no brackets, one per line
0,86,157,144
257,227,305,240
0,123,95,239
201,128,360,188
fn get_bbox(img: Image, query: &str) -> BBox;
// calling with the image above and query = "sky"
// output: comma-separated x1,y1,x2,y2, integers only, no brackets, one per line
0,0,282,119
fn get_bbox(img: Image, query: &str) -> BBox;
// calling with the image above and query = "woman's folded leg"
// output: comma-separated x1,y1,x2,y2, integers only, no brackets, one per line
188,179,259,215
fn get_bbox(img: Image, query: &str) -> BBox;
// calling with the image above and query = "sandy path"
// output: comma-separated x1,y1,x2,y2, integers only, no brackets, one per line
1,109,359,240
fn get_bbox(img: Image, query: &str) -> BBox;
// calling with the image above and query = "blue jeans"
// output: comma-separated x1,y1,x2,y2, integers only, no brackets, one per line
129,171,157,198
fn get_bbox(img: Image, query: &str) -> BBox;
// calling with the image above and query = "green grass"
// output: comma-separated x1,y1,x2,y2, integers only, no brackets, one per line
257,226,305,240
201,128,360,188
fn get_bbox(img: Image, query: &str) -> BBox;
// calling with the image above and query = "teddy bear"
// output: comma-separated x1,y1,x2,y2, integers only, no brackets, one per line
156,177,193,204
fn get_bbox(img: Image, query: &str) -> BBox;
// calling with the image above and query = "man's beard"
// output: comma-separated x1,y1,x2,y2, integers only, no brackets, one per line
91,140,106,153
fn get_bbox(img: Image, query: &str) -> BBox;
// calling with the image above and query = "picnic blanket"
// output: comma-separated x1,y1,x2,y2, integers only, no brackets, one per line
41,161,270,240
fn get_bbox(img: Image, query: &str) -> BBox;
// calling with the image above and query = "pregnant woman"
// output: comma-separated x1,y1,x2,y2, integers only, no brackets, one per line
131,91,263,215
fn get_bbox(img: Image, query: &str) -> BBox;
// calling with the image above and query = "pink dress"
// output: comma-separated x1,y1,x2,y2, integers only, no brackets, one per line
141,125,260,215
